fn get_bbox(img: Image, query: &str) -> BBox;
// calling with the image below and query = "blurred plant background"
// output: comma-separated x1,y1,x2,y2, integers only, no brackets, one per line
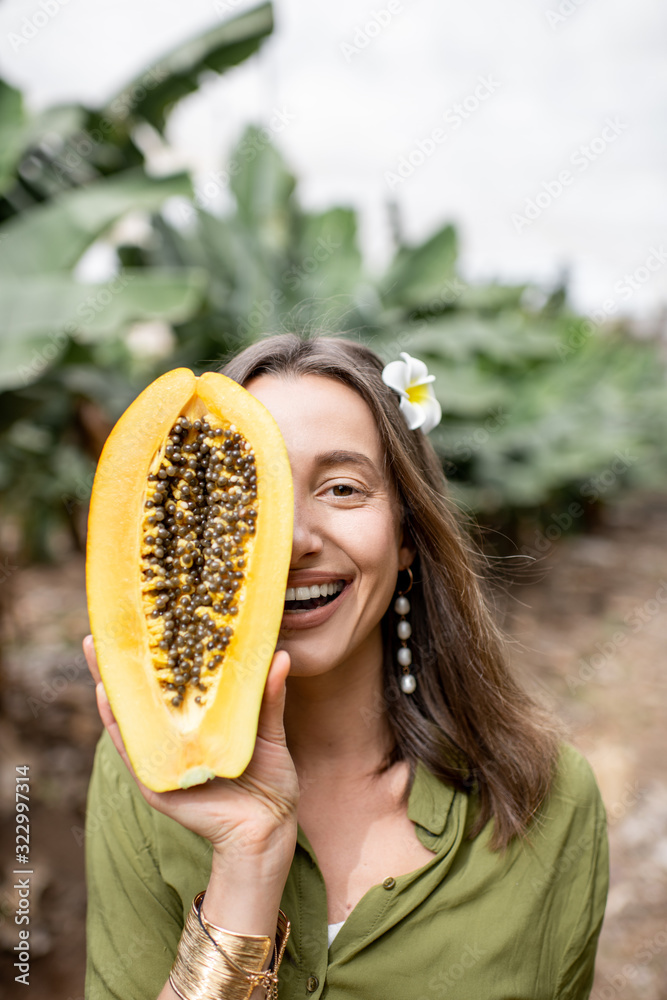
0,5,666,998
1,3,666,562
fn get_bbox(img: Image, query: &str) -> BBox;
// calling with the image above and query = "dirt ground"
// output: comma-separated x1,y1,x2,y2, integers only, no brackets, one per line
0,490,665,999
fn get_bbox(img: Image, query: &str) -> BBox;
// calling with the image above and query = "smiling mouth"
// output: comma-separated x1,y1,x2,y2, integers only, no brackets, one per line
283,580,346,614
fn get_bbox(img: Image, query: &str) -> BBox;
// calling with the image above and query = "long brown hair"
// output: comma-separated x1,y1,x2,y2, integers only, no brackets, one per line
220,333,560,850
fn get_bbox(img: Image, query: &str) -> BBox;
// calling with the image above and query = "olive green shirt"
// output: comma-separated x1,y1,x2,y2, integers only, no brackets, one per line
85,730,608,999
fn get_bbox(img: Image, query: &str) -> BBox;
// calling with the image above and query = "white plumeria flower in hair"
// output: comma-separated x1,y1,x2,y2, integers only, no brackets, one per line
381,352,442,433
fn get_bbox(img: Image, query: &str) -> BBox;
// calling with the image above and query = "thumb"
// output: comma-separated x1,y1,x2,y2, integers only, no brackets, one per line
82,634,101,684
256,650,291,746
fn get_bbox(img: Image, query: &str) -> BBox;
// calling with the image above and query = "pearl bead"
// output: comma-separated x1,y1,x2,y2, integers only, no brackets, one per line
397,646,412,667
394,596,410,615
400,673,416,693
397,620,412,640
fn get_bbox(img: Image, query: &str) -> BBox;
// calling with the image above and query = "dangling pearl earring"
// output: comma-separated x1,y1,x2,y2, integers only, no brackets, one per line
394,566,416,694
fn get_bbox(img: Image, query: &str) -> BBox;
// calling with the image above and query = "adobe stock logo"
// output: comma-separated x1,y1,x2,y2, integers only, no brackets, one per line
384,75,501,189
7,0,73,52
511,117,628,233
544,0,590,28
340,2,404,62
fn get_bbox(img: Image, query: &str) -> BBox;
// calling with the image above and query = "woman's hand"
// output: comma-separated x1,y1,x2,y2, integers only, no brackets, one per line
83,635,298,933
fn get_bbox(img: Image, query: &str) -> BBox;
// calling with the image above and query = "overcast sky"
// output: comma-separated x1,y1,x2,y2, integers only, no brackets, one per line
1,0,666,319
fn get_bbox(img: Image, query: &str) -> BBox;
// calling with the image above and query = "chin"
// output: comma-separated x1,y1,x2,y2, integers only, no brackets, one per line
277,641,338,679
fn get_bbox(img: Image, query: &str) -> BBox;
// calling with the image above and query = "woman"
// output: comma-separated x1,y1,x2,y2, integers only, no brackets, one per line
84,334,609,1000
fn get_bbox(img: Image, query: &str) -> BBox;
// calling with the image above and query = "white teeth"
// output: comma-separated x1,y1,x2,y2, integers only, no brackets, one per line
285,581,345,602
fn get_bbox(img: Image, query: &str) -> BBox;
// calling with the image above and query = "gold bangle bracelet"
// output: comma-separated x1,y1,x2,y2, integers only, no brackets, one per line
169,891,290,1000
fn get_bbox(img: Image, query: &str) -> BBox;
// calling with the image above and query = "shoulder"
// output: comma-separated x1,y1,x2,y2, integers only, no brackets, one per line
552,742,604,800
525,743,609,894
543,742,607,830
85,732,189,999
89,727,148,812
530,745,610,996
87,728,214,879
86,728,158,854
87,728,197,846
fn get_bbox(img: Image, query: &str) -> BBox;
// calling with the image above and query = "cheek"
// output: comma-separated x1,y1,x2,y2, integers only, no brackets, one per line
336,512,401,614
335,508,400,568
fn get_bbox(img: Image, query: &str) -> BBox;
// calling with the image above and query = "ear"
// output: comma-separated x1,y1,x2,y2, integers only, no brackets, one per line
398,524,416,572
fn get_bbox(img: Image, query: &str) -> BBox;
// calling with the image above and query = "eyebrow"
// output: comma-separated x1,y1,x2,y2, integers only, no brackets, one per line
314,450,381,477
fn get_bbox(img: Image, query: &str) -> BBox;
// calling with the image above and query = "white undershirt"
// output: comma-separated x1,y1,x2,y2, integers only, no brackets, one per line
327,920,345,947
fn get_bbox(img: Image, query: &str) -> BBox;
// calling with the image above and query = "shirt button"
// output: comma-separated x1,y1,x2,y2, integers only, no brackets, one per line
306,975,319,992
382,876,396,889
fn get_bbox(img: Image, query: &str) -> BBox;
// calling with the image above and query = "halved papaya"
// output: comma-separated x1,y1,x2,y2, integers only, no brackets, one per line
86,368,293,792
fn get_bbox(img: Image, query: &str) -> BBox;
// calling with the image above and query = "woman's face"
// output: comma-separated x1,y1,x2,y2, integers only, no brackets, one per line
244,373,414,680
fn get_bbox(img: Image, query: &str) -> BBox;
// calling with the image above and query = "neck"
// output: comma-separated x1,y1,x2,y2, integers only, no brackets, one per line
283,634,392,781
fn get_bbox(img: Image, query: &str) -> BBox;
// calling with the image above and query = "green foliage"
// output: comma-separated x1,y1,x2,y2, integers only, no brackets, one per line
0,7,274,559
0,168,193,277
0,4,664,561
110,3,273,133
149,133,665,521
379,225,458,309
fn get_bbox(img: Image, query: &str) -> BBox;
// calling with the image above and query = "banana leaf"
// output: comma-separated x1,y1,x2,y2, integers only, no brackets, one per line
0,268,207,390
0,168,192,277
104,3,274,133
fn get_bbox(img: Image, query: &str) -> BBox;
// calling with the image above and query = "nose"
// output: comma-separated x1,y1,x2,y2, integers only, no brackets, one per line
290,491,323,563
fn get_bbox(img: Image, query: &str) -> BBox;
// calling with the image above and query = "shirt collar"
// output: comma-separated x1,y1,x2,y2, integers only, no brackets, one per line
407,761,457,837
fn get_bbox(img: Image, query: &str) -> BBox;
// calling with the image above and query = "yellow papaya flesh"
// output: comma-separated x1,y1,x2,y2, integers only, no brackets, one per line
86,368,293,791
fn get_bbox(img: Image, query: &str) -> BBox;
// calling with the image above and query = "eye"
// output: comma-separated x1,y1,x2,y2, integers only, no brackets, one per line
323,482,365,499
331,483,357,497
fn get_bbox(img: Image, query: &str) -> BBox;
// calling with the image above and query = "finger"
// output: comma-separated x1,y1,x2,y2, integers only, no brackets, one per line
95,680,115,729
94,681,130,766
256,650,291,746
85,637,122,743
89,665,135,782
83,634,101,684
